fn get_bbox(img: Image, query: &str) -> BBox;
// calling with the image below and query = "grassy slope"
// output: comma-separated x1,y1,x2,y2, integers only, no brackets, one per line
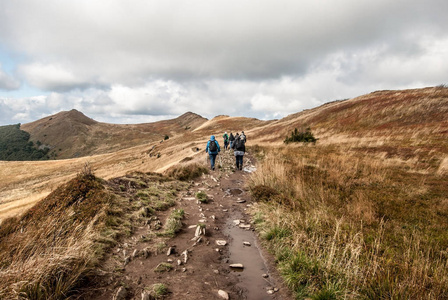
20,110,208,159
1,86,447,298
247,87,448,299
0,166,194,299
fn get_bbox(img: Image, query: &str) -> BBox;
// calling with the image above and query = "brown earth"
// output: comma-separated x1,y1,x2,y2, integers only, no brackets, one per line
80,151,291,300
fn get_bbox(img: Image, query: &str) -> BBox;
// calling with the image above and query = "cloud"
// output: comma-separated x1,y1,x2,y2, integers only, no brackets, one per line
18,63,90,91
0,0,448,125
0,64,20,90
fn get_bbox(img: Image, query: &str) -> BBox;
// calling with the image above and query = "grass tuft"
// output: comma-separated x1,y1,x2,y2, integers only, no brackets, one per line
166,163,209,181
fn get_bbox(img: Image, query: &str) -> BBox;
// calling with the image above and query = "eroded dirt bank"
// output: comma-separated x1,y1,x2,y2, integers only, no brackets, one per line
83,151,289,299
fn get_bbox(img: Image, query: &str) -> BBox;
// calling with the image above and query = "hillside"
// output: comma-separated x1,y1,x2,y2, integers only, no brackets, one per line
249,86,448,157
0,124,52,161
20,110,207,159
1,86,448,299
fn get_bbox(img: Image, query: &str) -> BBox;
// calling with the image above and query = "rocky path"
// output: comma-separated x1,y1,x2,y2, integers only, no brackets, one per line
86,151,287,300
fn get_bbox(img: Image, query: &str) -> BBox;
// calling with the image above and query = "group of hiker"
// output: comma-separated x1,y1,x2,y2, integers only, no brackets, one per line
205,131,246,171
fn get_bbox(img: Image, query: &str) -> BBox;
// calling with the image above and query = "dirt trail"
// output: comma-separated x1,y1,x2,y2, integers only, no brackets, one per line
85,150,289,300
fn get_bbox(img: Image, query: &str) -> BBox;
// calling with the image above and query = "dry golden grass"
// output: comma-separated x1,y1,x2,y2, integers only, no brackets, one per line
248,143,448,298
0,86,447,298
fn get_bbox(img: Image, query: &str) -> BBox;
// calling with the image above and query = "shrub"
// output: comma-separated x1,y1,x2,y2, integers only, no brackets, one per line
250,185,280,202
166,163,208,181
195,191,209,203
146,283,169,299
284,127,317,144
160,209,184,237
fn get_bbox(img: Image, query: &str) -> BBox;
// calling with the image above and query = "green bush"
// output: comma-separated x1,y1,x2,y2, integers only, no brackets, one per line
284,127,317,144
0,124,52,161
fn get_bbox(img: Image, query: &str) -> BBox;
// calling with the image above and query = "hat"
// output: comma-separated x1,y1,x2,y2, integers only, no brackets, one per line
210,135,215,141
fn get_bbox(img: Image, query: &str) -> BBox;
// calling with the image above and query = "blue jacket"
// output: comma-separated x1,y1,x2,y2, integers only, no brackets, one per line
206,136,221,154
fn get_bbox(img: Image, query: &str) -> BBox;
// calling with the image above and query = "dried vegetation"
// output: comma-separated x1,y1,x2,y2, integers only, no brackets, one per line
249,143,448,298
0,168,189,299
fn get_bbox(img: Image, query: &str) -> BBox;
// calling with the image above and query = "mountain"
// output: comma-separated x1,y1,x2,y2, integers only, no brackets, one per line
20,110,207,159
1,86,448,299
249,87,448,150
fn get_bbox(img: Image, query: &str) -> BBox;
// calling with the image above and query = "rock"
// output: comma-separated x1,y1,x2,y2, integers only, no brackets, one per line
216,240,227,246
243,241,251,246
182,250,188,263
239,224,251,230
262,273,269,278
124,256,131,266
218,289,230,299
131,249,139,259
177,259,183,266
229,263,244,269
113,286,127,300
142,247,151,258
233,220,240,225
237,200,246,203
141,291,150,300
267,289,275,295
167,247,174,256
195,225,206,237
274,288,279,292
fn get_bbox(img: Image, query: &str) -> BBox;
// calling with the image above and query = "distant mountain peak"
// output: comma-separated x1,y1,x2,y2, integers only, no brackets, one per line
62,109,98,125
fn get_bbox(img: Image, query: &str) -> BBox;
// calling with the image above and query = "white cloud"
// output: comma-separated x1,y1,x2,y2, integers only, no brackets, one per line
0,0,448,125
18,63,89,91
0,64,20,90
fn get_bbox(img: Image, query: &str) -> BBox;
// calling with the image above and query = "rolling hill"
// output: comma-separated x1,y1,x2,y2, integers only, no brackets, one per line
20,110,208,159
1,86,448,298
2,86,447,222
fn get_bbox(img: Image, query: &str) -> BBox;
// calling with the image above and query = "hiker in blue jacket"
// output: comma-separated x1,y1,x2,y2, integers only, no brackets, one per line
206,135,221,170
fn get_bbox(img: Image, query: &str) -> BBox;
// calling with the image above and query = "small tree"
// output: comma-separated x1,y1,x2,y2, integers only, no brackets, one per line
284,127,317,144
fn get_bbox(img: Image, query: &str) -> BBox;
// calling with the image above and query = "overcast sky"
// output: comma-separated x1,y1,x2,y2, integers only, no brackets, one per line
1,0,447,125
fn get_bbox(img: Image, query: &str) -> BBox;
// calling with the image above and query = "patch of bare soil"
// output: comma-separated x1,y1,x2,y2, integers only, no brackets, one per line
81,151,289,300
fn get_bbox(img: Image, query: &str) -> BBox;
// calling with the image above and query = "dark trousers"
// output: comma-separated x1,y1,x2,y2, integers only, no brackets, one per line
209,154,217,169
235,155,243,169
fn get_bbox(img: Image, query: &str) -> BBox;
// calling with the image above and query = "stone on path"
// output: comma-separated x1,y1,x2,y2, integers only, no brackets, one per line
243,241,251,246
141,291,150,300
113,286,127,300
218,289,230,299
182,250,188,263
239,224,251,230
216,240,227,246
229,263,244,269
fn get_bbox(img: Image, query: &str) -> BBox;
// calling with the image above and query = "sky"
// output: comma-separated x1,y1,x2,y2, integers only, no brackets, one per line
1,0,447,125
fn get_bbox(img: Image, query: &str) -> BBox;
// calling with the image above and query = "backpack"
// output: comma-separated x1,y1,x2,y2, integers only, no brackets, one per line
224,134,229,142
209,140,217,152
235,138,244,151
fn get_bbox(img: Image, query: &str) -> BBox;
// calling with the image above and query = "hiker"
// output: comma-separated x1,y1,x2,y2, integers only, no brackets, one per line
223,132,229,150
231,134,245,170
240,131,246,143
206,135,220,170
229,132,235,149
